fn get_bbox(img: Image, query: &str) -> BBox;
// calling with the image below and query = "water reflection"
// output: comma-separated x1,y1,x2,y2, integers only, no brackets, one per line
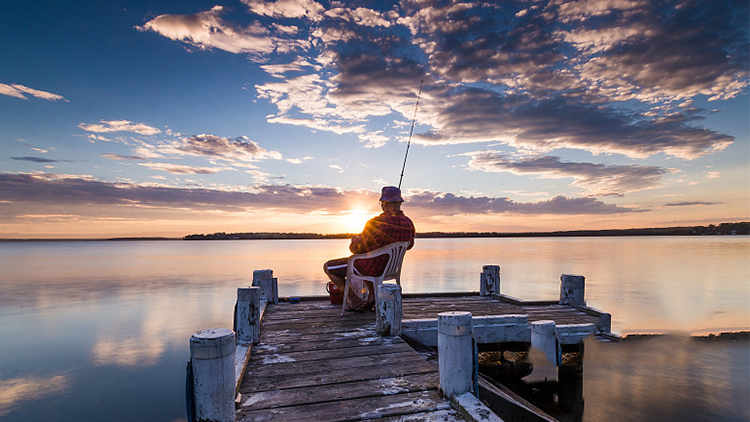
583,336,749,422
0,237,748,422
0,374,69,416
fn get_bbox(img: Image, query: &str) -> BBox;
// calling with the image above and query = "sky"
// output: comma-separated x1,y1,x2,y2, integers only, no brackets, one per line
1,0,748,238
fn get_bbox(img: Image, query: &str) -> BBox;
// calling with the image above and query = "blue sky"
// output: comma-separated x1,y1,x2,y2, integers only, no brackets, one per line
1,0,748,238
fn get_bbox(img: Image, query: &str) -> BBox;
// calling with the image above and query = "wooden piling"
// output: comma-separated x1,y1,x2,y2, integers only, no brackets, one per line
560,274,585,308
376,283,402,336
438,311,474,397
530,320,559,366
190,328,236,422
480,265,500,296
252,269,278,304
235,287,260,344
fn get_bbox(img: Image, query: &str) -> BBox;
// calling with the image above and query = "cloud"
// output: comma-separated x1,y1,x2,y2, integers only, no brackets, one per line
0,83,66,101
664,201,723,207
140,163,225,174
0,173,639,217
406,191,641,215
414,90,734,159
140,0,744,160
10,156,58,163
137,5,303,58
561,0,749,102
465,152,670,196
243,0,325,21
102,153,147,161
175,134,282,161
78,120,161,136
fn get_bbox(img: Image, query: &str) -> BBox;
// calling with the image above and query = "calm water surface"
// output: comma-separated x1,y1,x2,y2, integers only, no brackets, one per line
0,237,748,421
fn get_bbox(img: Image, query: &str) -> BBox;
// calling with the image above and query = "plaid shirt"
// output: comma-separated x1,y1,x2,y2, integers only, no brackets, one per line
349,210,415,276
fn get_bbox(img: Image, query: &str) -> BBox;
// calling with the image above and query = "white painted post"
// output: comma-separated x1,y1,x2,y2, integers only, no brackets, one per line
480,265,500,296
560,274,585,308
376,284,402,336
438,311,474,397
190,328,236,422
235,287,260,344
531,320,559,366
252,269,277,303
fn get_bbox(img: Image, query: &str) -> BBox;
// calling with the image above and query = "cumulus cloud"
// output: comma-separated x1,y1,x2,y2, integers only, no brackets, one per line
174,134,282,161
78,120,161,136
465,152,670,195
0,83,66,101
560,0,749,102
137,5,308,59
0,173,639,216
243,0,325,21
140,0,745,160
414,90,734,159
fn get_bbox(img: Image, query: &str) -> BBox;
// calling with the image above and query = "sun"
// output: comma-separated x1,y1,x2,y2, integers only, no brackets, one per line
339,208,373,234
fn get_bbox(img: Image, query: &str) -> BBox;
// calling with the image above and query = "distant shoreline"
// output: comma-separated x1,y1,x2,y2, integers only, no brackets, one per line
2,222,747,242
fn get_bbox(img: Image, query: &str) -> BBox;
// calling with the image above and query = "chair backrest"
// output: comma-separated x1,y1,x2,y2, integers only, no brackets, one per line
381,241,409,280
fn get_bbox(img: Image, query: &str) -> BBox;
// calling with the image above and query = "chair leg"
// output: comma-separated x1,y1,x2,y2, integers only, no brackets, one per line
340,278,350,316
373,280,381,313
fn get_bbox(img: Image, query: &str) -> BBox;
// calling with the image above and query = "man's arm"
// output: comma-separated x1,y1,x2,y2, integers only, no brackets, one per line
349,233,364,254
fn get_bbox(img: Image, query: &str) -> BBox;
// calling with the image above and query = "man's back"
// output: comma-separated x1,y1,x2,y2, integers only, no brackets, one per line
350,209,415,276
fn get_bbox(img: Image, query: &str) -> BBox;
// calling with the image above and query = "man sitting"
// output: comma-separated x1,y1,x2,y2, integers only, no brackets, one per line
324,186,416,311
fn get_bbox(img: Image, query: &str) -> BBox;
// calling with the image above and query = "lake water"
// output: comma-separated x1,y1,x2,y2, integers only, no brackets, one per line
0,237,748,421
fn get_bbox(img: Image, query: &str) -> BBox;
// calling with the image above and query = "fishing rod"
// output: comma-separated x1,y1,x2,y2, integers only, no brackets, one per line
398,79,423,190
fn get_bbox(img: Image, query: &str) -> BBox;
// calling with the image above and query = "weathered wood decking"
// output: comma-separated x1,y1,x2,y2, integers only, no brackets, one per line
235,293,603,421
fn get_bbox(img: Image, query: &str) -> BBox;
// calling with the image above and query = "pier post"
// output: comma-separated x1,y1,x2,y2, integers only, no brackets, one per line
235,287,260,344
438,311,474,397
560,274,585,308
376,284,402,336
190,328,236,422
531,320,559,366
253,269,278,304
480,265,500,296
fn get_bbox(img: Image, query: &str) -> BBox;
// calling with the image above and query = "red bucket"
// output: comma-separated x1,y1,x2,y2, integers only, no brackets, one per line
326,282,343,305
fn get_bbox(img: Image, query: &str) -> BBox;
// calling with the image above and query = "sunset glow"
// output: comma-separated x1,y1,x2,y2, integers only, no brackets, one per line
339,208,376,234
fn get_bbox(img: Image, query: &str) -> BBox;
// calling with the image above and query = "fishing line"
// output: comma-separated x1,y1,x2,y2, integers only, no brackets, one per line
398,79,423,190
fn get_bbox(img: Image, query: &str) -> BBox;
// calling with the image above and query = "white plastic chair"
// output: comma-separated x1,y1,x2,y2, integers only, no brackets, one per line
340,241,410,316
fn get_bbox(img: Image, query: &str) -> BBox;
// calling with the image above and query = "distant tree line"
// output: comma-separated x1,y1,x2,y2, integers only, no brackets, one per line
183,222,748,240
183,232,351,240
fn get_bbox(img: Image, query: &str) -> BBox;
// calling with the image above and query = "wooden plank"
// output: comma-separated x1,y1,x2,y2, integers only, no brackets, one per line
252,334,398,355
259,323,377,341
376,409,465,421
244,351,432,379
236,390,452,422
241,357,438,392
261,311,372,325
246,341,415,365
239,372,440,410
261,317,376,331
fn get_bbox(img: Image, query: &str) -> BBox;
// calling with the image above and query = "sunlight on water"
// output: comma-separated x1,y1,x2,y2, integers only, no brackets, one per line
0,237,748,421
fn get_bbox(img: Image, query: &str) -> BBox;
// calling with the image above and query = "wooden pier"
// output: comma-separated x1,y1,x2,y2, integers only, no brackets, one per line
233,293,606,421
187,268,613,422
